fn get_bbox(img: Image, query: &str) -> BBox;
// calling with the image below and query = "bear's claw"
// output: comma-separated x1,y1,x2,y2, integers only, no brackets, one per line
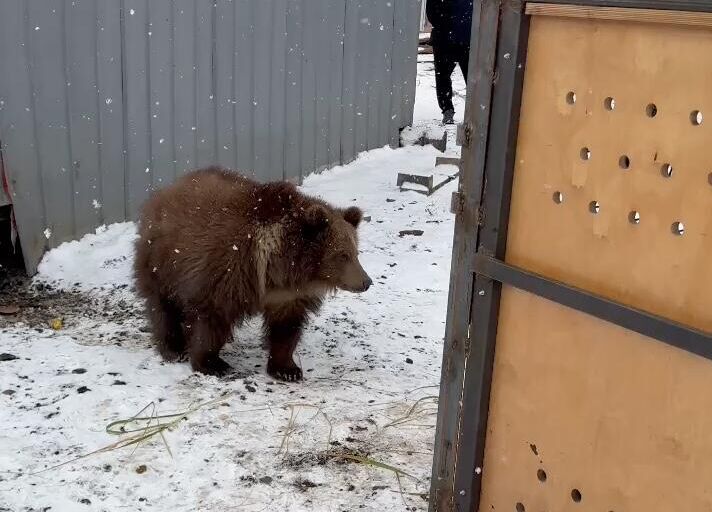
268,363,303,382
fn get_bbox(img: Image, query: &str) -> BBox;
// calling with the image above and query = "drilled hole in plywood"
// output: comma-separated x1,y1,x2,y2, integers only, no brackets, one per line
580,147,591,161
553,191,564,204
589,201,600,214
619,155,630,170
571,489,582,503
515,502,526,512
691,110,703,126
537,469,547,482
646,103,658,118
604,97,616,111
672,221,685,236
566,91,577,105
661,163,673,178
629,210,641,224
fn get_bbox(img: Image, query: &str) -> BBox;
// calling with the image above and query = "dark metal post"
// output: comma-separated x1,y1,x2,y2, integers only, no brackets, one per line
428,0,503,508
452,1,530,510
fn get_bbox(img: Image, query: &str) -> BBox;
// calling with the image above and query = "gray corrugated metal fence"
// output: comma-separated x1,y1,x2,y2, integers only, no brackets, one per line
0,0,421,274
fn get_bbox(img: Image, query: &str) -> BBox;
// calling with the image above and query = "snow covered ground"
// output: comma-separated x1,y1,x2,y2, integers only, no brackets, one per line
0,59,466,512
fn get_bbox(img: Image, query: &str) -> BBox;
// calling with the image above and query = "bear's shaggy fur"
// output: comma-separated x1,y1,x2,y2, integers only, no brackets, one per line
134,167,372,380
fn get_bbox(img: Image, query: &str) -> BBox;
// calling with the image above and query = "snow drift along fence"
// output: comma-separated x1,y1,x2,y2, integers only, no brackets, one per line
0,0,421,274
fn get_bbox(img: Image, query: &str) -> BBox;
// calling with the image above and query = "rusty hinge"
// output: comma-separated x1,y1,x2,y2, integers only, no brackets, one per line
450,193,485,228
456,122,472,148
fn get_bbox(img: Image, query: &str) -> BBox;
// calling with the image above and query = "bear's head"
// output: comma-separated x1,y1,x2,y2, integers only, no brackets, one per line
302,204,372,293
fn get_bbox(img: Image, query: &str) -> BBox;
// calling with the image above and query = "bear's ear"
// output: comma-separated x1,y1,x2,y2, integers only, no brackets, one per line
342,206,363,228
302,204,330,235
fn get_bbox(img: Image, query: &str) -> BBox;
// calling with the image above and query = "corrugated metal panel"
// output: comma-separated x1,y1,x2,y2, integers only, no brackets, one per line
0,0,421,274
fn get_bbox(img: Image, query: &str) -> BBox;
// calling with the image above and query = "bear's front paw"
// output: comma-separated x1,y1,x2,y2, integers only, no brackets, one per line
267,361,303,382
192,356,233,377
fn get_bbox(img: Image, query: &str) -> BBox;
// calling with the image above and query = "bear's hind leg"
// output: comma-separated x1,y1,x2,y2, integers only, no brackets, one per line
186,314,233,377
147,295,186,362
263,301,314,382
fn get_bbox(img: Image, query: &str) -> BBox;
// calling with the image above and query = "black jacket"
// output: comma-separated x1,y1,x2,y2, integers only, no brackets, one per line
426,0,474,46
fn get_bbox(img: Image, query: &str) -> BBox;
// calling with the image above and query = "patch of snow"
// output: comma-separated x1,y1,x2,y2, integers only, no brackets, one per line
36,222,138,292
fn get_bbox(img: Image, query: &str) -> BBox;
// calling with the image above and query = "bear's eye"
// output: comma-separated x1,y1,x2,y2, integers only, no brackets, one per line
338,253,350,263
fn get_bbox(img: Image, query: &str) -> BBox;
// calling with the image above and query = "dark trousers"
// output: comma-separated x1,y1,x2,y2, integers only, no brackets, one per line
433,41,469,113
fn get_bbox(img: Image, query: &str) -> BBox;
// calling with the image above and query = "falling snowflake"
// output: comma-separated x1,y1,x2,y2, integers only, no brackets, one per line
105,97,113,105
92,199,102,209
174,249,180,254
159,138,165,144
43,228,52,240
34,26,40,31
145,167,150,173
129,8,135,15
232,245,238,251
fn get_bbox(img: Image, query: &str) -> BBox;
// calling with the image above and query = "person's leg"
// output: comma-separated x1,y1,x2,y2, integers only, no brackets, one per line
433,42,457,121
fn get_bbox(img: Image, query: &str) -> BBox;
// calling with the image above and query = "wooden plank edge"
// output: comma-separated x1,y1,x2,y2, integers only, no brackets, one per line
525,3,712,28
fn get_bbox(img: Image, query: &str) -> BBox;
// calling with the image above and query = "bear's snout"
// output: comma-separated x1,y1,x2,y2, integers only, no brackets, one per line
340,260,373,293
351,266,372,292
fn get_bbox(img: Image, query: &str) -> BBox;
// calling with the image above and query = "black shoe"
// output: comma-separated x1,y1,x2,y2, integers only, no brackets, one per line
442,109,455,125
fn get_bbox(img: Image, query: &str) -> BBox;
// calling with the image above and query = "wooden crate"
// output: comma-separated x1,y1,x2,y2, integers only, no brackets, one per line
430,2,712,511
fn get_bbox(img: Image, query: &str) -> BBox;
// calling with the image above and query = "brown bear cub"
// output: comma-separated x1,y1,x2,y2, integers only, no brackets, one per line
134,166,372,381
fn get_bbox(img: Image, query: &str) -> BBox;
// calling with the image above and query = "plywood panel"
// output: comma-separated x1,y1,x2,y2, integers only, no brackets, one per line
527,3,712,27
481,12,712,512
480,287,712,511
505,15,712,333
